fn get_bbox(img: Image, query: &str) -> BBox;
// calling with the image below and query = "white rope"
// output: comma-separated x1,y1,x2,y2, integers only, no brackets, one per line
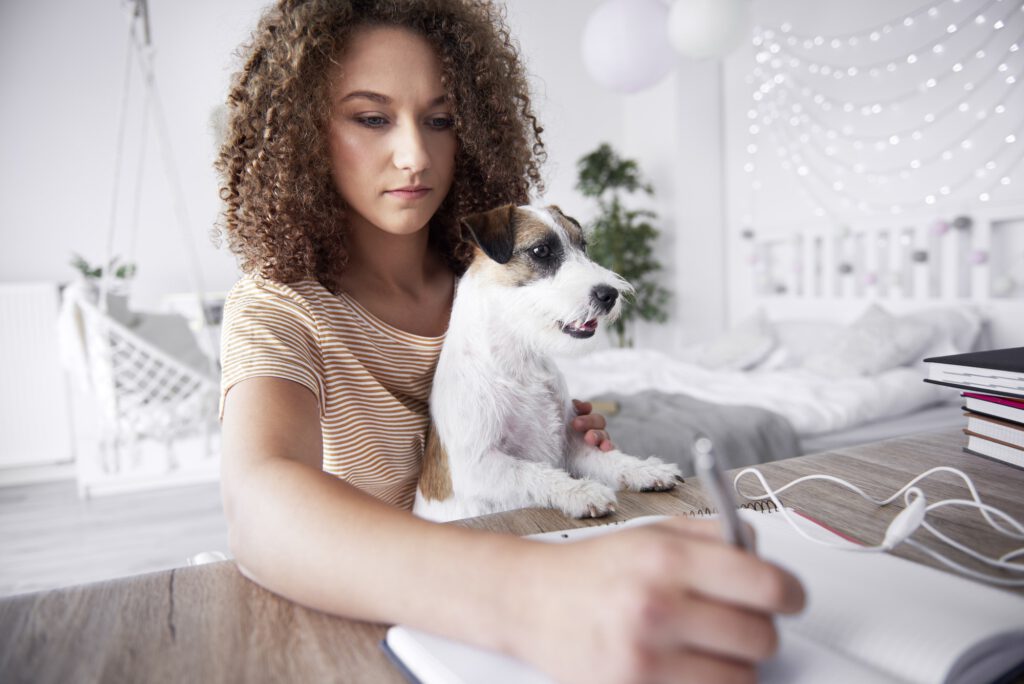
102,16,139,313
126,21,219,374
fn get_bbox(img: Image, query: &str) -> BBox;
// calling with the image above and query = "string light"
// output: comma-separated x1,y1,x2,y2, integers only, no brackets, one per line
775,0,987,47
750,46,1024,147
753,23,1023,112
762,116,1024,216
758,0,1016,76
743,0,1024,220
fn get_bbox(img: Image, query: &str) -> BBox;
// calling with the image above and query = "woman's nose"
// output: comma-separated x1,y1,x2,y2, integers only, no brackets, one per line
392,122,430,173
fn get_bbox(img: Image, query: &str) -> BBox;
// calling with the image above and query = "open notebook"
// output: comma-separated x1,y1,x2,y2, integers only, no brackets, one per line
384,510,1024,684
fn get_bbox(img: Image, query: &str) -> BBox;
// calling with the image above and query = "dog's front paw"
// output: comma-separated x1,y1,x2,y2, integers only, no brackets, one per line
551,479,618,519
620,456,681,492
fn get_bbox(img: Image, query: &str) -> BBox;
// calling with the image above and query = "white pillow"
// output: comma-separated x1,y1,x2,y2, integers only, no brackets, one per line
802,303,934,377
902,305,984,355
755,319,844,371
696,310,777,371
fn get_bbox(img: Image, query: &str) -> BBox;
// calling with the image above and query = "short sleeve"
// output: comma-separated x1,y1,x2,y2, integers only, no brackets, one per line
219,279,326,419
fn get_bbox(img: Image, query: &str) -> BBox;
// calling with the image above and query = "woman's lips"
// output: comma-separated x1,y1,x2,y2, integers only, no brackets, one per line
386,187,430,200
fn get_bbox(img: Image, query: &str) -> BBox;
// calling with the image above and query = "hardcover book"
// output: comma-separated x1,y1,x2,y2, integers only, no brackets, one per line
923,347,1024,399
963,430,1024,470
964,412,1024,448
963,392,1024,426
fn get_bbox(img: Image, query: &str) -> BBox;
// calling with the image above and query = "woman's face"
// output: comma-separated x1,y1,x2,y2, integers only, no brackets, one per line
327,26,457,239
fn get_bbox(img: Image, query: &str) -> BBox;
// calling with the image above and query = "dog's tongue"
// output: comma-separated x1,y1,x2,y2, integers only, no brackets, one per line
570,319,598,332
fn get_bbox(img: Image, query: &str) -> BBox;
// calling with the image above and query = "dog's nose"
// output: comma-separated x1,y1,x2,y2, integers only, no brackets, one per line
591,284,619,312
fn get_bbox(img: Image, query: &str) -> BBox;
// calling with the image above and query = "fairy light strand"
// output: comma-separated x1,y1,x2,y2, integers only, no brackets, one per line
744,0,1024,220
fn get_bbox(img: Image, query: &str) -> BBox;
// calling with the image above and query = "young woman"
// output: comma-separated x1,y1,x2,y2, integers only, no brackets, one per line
215,2,804,682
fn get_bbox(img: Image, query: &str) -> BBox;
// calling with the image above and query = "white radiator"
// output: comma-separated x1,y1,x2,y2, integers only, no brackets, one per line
0,282,74,470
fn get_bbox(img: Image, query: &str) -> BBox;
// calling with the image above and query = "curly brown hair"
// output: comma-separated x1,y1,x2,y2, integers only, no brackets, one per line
214,0,546,288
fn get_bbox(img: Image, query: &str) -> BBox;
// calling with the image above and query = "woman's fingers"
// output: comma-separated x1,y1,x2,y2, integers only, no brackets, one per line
653,648,757,684
626,521,804,615
645,592,780,663
573,412,607,432
571,399,616,450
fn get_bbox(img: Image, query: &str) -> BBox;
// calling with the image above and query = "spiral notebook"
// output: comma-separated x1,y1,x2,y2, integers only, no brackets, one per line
383,507,1024,684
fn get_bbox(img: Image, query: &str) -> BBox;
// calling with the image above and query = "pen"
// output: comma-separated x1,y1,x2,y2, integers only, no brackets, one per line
692,434,753,551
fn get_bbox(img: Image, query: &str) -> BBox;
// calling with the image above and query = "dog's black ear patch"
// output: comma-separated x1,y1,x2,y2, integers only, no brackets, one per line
460,205,517,264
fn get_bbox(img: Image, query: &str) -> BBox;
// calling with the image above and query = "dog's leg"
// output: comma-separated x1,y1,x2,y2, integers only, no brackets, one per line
567,439,681,493
462,450,619,519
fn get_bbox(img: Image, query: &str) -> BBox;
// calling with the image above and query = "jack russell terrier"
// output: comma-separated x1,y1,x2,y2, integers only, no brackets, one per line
413,204,681,522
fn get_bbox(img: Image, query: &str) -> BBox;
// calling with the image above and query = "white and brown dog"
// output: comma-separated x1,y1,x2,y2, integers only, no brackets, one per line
413,204,681,522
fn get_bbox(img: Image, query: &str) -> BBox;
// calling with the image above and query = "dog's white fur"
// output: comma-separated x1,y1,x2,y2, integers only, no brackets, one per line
413,204,681,521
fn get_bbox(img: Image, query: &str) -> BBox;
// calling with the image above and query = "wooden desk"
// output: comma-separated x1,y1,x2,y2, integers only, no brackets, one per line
2,429,1022,683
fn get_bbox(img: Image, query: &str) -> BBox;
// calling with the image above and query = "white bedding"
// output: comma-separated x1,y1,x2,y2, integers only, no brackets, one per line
554,349,949,436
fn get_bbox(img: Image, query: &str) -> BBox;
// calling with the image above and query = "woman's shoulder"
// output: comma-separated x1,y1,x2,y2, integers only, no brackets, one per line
224,276,336,327
226,276,333,305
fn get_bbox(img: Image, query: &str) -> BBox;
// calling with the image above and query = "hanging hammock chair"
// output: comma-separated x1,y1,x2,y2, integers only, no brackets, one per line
61,285,218,474
59,0,220,485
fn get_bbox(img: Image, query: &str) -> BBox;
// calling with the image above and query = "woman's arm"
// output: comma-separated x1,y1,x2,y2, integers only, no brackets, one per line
221,377,803,684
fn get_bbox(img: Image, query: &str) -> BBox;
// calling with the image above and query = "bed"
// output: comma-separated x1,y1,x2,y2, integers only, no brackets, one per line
554,307,971,476
554,204,1024,476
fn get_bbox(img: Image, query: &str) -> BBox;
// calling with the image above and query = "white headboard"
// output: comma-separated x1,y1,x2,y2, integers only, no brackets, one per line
730,204,1024,349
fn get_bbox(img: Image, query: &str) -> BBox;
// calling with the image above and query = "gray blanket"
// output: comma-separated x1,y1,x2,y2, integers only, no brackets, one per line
591,390,800,477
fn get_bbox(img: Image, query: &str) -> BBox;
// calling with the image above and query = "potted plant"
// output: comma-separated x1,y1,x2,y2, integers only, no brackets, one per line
576,143,670,348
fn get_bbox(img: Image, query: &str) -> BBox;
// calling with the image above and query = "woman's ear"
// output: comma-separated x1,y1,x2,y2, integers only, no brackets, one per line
459,204,517,264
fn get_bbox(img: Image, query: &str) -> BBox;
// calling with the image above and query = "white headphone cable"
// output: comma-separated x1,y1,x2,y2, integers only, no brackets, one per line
731,465,1024,586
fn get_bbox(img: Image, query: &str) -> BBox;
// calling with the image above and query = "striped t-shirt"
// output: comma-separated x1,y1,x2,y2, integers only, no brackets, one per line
219,277,445,509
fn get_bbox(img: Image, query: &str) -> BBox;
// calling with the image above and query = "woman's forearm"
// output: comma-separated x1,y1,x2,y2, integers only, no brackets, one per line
222,454,540,655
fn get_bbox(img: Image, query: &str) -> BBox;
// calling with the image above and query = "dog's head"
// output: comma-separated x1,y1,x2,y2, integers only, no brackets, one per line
459,204,633,354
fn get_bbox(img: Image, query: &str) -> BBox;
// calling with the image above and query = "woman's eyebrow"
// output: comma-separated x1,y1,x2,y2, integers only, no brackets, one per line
339,91,448,106
341,90,390,104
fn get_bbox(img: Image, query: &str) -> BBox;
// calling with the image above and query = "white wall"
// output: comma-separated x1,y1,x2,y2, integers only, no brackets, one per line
505,1,625,216
0,0,265,307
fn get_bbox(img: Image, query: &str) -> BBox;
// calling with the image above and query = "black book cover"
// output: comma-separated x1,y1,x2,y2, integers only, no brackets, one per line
923,347,1024,373
924,378,1024,400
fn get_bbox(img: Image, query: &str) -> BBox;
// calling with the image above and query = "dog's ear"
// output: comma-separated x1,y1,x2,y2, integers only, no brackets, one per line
548,205,583,231
460,204,517,264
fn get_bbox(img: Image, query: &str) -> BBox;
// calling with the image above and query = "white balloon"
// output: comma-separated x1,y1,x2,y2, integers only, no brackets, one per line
668,0,749,59
581,0,676,93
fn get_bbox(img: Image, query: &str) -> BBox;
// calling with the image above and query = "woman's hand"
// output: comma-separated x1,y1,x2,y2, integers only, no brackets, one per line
572,399,615,452
509,517,805,684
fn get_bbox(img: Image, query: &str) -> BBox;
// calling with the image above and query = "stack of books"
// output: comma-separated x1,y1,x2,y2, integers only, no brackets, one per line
923,347,1024,469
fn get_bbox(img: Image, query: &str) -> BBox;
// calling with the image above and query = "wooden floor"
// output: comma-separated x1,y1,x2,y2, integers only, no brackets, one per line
0,478,229,598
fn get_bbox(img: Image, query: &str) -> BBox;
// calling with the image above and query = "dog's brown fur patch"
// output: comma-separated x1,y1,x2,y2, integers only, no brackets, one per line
469,207,560,287
548,205,586,249
418,423,453,501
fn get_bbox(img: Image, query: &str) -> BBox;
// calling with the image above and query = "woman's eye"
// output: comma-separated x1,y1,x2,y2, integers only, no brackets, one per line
530,244,551,259
356,116,388,128
428,116,455,130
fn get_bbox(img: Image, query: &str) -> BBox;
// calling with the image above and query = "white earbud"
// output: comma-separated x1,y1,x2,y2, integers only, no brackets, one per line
882,488,926,550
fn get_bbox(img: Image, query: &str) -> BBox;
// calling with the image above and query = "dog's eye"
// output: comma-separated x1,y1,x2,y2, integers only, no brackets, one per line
530,244,552,259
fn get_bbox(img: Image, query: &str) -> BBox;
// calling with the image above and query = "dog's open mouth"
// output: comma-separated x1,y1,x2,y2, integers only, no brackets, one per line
560,318,598,338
